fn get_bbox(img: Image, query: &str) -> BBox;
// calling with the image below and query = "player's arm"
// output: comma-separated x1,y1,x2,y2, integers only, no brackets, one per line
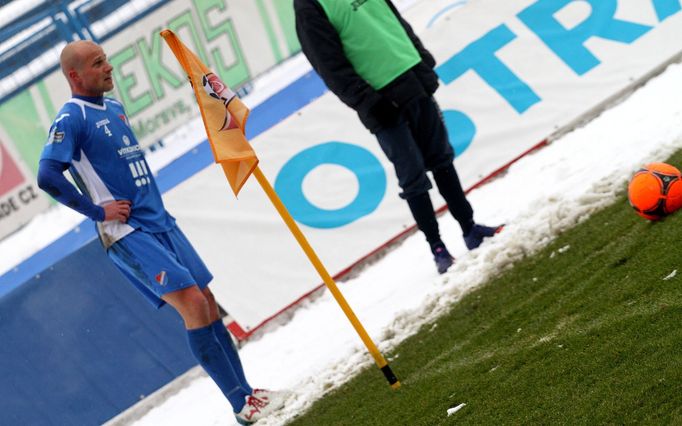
37,159,131,222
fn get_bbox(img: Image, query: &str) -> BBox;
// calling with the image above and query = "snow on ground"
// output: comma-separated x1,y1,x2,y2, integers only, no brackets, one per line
111,62,682,425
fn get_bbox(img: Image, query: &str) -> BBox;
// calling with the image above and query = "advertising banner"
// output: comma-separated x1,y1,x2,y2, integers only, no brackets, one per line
162,0,682,332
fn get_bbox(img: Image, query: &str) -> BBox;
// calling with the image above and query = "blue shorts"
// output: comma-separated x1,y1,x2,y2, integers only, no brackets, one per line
107,226,213,308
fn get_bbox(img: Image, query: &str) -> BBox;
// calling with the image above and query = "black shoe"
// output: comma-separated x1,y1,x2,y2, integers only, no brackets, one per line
464,224,504,250
432,244,454,274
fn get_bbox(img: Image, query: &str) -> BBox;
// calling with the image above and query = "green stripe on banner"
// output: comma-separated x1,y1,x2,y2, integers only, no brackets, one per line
256,0,283,62
37,81,57,119
273,0,301,55
0,91,46,176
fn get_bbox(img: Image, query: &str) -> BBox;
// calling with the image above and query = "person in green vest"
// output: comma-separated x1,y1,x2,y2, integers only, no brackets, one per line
294,0,503,274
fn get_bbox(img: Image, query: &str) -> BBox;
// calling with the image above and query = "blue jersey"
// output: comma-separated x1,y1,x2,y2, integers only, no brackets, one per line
41,96,174,247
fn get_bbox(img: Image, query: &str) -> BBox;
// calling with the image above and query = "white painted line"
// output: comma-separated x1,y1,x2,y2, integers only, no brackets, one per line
447,403,466,416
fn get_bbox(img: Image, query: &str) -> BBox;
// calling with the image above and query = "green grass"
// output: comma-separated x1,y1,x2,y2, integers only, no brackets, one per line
289,151,682,425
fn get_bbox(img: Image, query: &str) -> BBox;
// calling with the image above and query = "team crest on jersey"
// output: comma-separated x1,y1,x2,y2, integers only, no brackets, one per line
118,114,130,126
155,271,168,286
351,0,368,11
46,128,65,145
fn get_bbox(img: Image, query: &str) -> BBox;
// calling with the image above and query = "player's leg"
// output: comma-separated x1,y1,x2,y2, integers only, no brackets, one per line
376,104,454,272
162,286,251,412
202,287,289,421
433,163,474,233
159,226,286,422
159,227,254,393
376,118,443,246
108,231,250,413
152,226,285,422
414,97,475,233
162,284,211,327
418,97,503,249
202,287,253,394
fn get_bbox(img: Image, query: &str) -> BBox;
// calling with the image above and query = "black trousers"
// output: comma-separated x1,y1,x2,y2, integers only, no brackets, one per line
375,96,474,247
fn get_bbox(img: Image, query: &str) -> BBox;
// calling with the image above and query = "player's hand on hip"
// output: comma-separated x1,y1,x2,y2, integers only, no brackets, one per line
103,200,132,222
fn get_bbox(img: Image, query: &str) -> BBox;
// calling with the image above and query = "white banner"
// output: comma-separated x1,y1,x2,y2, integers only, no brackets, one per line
163,0,682,332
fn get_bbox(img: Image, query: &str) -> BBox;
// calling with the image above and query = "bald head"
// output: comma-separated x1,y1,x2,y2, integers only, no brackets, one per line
60,40,114,96
60,40,98,76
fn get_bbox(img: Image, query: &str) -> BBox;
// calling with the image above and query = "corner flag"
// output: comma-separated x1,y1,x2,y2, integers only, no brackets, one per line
160,29,257,196
161,29,400,389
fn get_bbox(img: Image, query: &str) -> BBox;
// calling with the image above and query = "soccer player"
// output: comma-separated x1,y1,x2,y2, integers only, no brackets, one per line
37,40,281,425
294,0,503,274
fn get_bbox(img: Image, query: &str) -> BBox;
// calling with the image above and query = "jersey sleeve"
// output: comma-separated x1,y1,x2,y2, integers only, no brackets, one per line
37,159,105,222
40,107,82,164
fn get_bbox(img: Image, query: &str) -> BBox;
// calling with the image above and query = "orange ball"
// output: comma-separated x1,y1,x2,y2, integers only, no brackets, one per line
628,162,682,220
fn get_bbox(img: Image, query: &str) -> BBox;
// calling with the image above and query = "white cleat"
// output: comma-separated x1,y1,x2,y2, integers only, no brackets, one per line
252,388,291,410
234,394,273,425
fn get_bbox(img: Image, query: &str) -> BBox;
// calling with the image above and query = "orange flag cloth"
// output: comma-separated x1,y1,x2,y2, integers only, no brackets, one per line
161,29,258,196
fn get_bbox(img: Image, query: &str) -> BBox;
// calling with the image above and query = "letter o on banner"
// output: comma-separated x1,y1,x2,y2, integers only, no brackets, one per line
275,142,386,229
442,109,476,156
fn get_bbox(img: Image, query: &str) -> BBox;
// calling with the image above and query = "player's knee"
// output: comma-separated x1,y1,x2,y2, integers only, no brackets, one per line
202,288,220,319
165,285,208,313
429,157,455,174
184,287,209,311
398,176,432,200
201,287,215,304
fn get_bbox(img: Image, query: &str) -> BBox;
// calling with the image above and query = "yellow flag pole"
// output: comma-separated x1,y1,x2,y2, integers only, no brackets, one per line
252,166,400,389
157,28,397,388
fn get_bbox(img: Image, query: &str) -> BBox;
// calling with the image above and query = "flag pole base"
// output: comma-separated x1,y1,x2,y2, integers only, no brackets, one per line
381,365,401,389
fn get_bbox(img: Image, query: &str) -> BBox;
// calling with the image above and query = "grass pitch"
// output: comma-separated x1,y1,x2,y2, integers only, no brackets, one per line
289,152,682,425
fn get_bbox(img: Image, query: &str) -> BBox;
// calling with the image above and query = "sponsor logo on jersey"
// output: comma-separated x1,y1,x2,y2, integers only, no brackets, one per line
129,159,151,187
155,270,168,286
96,118,112,137
351,0,368,11
123,135,131,146
46,128,65,145
117,145,142,156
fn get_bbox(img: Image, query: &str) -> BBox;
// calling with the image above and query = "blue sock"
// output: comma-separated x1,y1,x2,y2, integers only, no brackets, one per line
187,325,248,412
211,319,254,394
